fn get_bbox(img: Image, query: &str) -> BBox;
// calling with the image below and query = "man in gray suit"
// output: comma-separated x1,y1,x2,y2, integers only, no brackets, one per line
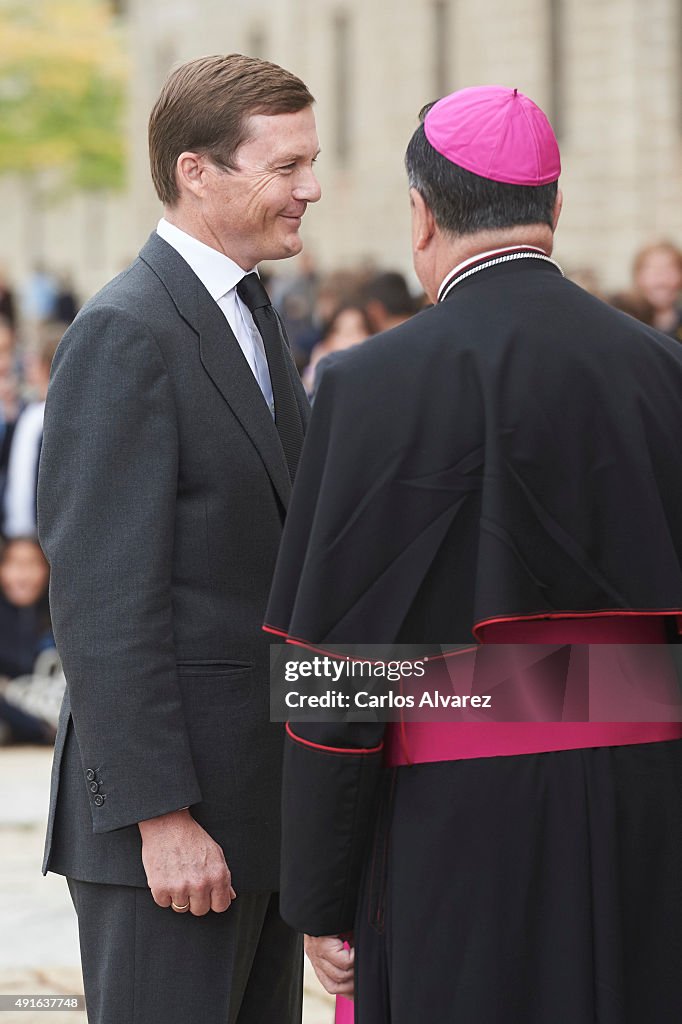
37,54,320,1024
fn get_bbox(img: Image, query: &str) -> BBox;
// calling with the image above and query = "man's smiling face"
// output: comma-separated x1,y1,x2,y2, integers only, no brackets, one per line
198,106,322,270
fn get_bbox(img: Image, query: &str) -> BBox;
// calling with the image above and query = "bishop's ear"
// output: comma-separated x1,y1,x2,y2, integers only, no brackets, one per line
409,187,436,252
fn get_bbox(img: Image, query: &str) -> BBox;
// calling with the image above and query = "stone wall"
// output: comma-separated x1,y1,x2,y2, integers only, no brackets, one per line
1,0,680,304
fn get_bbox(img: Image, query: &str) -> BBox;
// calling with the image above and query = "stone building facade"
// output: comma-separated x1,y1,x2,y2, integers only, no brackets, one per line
1,0,681,303
128,0,682,292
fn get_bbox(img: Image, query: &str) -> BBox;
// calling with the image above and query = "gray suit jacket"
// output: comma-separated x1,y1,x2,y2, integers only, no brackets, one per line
37,232,309,890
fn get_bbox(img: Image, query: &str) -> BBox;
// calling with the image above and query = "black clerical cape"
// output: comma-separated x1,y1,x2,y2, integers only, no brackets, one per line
266,258,682,1020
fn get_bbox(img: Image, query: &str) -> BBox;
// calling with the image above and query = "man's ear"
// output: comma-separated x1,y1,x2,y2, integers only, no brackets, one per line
552,188,563,231
175,151,211,199
410,187,436,252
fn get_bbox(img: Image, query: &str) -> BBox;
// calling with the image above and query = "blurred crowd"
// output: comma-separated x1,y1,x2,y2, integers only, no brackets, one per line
0,264,78,746
0,239,680,746
267,260,424,394
577,242,682,342
269,240,682,393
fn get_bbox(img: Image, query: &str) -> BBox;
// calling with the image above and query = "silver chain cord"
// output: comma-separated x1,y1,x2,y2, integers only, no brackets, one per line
440,251,565,302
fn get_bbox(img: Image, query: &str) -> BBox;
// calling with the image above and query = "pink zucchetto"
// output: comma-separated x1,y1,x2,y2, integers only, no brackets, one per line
424,86,561,186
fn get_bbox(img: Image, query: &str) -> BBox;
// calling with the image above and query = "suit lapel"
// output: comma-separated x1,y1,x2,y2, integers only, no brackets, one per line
139,232,292,509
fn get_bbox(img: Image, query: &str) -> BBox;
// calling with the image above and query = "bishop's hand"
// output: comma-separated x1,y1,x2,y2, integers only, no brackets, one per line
304,933,355,997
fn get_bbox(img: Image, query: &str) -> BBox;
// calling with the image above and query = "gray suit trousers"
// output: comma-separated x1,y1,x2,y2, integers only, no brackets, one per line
67,879,302,1024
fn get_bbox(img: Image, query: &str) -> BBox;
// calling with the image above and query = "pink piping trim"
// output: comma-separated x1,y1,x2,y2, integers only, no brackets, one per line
268,611,682,654
473,609,682,642
264,623,476,665
285,722,384,756
263,624,289,638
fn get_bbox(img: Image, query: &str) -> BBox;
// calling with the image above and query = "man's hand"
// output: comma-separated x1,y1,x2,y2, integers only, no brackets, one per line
304,934,354,997
138,808,236,916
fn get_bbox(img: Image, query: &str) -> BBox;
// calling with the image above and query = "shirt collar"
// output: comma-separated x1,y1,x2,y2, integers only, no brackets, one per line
437,245,547,302
156,218,255,301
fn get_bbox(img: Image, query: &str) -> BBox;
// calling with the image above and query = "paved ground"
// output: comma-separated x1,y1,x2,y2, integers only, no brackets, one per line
0,746,335,1024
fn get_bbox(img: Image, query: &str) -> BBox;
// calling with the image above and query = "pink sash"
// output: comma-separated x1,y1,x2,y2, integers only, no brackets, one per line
386,616,682,767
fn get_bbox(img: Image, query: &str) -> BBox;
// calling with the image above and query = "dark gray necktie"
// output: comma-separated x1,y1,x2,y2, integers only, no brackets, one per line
236,273,303,482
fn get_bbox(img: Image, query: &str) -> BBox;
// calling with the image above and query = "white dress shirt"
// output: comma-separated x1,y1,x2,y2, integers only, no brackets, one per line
156,218,274,413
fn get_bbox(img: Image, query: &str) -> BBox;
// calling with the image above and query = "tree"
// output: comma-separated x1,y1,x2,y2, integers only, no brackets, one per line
0,0,127,192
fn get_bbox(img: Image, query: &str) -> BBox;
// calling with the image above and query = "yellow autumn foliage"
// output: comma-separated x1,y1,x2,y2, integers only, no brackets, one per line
0,0,127,188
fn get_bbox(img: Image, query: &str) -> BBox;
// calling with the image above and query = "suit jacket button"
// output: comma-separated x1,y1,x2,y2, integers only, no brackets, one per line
89,782,100,794
94,794,105,807
86,769,96,781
